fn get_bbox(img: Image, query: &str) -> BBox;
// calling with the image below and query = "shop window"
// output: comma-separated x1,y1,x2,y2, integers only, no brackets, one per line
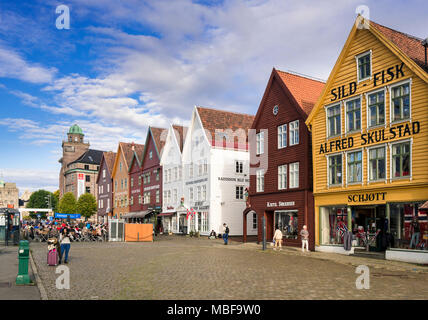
357,51,371,81
235,186,244,200
390,203,425,250
256,132,264,155
391,82,410,122
346,98,361,133
326,104,341,137
392,141,410,178
275,211,298,240
201,212,209,233
347,150,362,184
278,124,287,149
256,170,264,192
368,90,385,127
320,207,348,245
289,162,299,188
328,154,342,186
368,146,386,181
278,164,287,190
289,120,299,146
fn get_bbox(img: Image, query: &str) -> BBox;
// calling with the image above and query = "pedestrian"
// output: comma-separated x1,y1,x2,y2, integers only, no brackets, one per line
273,225,283,251
300,225,309,253
222,223,229,245
59,228,71,264
409,217,420,249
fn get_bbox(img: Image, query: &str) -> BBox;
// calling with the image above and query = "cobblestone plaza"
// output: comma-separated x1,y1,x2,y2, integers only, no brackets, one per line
30,237,427,300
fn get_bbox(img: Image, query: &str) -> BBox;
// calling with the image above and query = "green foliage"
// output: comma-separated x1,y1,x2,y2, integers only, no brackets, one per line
58,192,77,214
26,189,57,218
76,193,97,221
52,190,60,212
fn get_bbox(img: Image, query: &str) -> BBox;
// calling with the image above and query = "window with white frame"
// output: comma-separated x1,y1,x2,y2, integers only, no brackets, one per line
278,164,287,190
130,196,134,206
346,98,361,132
328,154,342,185
103,169,106,178
189,164,194,178
289,120,299,146
256,169,264,192
144,192,150,204
198,162,203,176
203,159,208,174
368,146,386,181
347,150,362,183
278,124,287,149
173,189,177,204
202,185,206,200
201,212,209,233
391,82,410,122
392,141,411,178
289,162,299,188
327,104,341,137
179,167,182,179
189,187,194,202
236,186,244,200
256,131,264,155
235,160,243,173
107,184,110,193
252,213,257,229
368,90,385,127
197,186,201,201
357,51,371,81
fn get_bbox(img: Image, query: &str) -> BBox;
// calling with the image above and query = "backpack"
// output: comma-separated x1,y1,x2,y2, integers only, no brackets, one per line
225,226,229,234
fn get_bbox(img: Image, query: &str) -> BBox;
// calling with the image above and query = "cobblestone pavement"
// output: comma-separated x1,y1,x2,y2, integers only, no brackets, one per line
30,236,428,300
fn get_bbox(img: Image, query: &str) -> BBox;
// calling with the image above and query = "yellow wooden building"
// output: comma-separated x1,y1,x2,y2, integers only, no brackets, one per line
306,16,428,263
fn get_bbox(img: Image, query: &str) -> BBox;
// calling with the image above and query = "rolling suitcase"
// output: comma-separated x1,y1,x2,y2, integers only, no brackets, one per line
47,249,58,266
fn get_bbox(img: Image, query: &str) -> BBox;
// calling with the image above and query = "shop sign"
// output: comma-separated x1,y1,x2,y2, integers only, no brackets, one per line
218,177,250,182
347,192,387,203
267,201,295,208
330,62,405,101
186,178,208,185
144,184,159,191
319,121,420,154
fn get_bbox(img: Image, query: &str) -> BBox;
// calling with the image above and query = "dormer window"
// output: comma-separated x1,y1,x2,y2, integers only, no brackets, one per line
356,51,371,82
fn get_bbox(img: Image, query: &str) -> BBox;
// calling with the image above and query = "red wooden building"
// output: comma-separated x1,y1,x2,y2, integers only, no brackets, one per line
244,69,324,250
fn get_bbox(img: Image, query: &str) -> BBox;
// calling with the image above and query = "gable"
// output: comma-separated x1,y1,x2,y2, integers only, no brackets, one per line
141,131,160,169
306,17,428,126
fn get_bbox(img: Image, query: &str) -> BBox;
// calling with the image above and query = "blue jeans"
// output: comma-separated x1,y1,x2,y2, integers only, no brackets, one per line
223,233,229,244
60,244,70,262
410,232,420,249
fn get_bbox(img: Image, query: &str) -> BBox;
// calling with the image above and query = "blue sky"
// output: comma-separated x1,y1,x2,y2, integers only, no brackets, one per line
0,0,427,194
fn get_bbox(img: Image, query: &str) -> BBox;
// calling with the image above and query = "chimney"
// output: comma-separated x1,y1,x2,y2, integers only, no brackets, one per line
423,38,428,70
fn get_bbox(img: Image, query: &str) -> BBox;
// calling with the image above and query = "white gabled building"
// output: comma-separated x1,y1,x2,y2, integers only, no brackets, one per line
159,125,187,233
180,106,257,236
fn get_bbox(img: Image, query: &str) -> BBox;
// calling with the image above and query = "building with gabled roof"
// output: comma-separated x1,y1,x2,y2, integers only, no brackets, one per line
179,106,255,236
96,151,116,222
111,142,144,219
244,68,324,247
306,16,428,264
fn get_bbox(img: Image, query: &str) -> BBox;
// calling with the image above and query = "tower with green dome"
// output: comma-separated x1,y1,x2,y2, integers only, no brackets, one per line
59,124,90,198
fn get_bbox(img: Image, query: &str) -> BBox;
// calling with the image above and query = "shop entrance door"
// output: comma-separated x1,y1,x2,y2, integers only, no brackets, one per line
353,205,387,251
265,211,274,241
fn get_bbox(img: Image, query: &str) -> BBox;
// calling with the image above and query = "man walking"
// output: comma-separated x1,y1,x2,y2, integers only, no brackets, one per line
300,225,309,253
222,223,229,245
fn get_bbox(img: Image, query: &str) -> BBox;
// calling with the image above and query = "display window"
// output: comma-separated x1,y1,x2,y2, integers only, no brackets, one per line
274,210,298,240
320,207,348,245
390,202,426,250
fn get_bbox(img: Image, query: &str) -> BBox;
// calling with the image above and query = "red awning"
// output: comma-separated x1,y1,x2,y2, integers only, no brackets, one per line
158,212,175,217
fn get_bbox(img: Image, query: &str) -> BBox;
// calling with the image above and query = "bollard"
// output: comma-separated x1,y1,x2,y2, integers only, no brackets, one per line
16,240,32,285
262,216,266,251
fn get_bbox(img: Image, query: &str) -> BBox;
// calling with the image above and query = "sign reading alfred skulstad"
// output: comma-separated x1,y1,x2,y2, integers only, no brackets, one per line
319,121,420,154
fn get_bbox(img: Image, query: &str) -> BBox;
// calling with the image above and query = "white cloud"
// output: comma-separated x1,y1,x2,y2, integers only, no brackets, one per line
0,168,58,193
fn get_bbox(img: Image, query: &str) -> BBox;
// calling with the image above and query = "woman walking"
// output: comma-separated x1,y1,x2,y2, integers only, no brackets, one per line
59,228,71,264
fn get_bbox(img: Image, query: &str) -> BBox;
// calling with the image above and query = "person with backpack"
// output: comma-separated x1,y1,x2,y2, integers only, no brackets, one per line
222,223,229,245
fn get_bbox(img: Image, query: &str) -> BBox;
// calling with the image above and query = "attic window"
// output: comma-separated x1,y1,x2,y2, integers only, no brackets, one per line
356,50,371,82
149,151,153,159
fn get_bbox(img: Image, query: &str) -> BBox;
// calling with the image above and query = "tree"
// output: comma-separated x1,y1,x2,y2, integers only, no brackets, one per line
26,190,57,219
58,192,77,214
76,193,97,221
52,190,60,212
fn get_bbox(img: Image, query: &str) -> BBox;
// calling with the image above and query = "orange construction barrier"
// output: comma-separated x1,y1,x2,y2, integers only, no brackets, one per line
125,223,153,242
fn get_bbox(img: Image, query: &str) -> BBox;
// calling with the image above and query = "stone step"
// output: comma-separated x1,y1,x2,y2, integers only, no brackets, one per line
352,249,386,260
